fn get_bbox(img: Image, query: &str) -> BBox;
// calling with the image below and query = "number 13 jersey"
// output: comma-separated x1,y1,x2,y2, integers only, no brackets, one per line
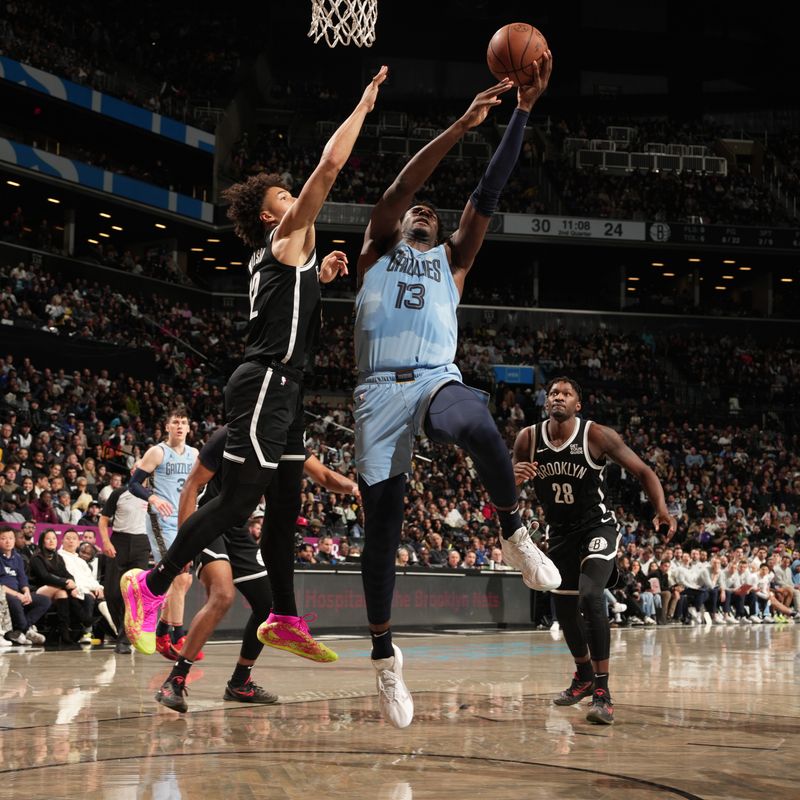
526,418,617,536
355,241,459,374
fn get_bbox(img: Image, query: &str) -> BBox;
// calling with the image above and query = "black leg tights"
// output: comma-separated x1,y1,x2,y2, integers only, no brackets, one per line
260,459,304,616
236,574,273,661
359,473,406,625
147,462,268,595
424,383,519,530
553,558,614,662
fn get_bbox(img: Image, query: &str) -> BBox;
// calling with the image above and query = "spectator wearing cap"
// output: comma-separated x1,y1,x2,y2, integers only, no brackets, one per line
77,501,102,527
1,493,28,524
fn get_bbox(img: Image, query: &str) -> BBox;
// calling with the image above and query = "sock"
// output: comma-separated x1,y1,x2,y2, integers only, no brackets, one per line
156,620,171,638
146,559,181,596
576,660,593,683
498,506,523,539
594,672,609,693
171,625,186,644
230,663,253,687
370,628,393,661
168,656,193,682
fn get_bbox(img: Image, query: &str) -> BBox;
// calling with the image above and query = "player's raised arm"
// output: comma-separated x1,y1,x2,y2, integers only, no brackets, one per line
304,454,360,498
448,51,552,289
272,66,388,265
358,79,515,278
589,423,675,535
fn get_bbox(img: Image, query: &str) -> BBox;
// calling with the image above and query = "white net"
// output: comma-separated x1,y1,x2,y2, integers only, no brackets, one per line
308,0,378,48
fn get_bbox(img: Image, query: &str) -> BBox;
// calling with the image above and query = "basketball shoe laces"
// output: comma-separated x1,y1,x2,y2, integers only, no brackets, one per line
377,666,400,702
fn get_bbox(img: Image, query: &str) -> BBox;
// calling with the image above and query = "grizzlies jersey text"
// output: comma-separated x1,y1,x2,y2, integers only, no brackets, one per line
528,419,616,536
245,230,321,371
355,241,459,374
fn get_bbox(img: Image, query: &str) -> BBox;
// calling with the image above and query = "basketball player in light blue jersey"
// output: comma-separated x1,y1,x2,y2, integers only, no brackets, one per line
353,58,560,729
128,407,199,660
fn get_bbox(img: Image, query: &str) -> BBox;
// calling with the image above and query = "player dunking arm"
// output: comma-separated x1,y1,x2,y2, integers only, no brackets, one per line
513,377,675,725
127,407,199,660
122,67,388,657
353,55,558,729
154,424,360,713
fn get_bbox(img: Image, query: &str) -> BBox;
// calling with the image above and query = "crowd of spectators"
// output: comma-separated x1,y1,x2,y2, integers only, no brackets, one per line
0,0,248,129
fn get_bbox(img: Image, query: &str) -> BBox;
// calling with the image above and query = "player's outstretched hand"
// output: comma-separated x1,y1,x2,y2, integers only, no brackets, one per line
359,65,388,113
149,495,174,518
517,49,553,112
320,250,349,283
653,512,677,538
460,78,515,129
513,460,538,486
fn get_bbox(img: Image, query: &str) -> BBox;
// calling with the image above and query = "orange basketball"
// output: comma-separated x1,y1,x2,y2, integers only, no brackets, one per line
486,23,548,86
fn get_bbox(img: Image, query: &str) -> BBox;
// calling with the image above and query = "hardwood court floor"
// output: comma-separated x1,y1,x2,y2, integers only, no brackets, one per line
1,624,797,799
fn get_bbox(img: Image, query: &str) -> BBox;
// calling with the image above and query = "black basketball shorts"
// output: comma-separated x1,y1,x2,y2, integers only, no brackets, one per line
195,525,267,584
546,524,621,594
223,361,306,479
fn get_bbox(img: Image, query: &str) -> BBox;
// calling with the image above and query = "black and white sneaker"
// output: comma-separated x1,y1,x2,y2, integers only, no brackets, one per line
4,630,32,646
585,688,614,725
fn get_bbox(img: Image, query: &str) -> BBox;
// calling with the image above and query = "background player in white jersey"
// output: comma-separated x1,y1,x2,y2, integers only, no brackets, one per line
513,377,675,724
128,407,199,660
122,68,387,658
353,56,558,729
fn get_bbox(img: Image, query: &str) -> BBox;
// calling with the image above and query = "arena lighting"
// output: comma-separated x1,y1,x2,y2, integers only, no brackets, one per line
215,266,228,270
722,275,734,280
202,257,214,261
47,197,60,204
651,261,664,267
780,278,794,283
111,225,123,231
723,259,735,264
6,180,20,187
663,272,675,277
688,257,701,263
739,266,752,271
332,239,346,244
87,238,98,244
155,223,166,229
190,247,203,252
715,286,726,290
207,238,221,243
627,276,640,281
98,232,110,238
626,287,636,292
231,261,242,265
99,212,111,218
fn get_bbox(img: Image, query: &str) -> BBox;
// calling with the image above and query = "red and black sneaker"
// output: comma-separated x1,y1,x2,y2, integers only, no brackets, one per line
169,636,204,662
585,688,614,724
155,675,188,713
156,633,178,661
553,672,594,706
223,678,278,705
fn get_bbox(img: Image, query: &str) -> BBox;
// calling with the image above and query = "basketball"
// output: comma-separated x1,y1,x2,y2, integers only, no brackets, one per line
486,22,548,86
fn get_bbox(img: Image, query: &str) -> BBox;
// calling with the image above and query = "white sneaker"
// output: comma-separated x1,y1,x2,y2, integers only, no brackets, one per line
630,617,644,626
5,630,32,646
749,615,762,624
613,613,623,624
78,629,93,645
703,611,713,626
611,602,627,613
550,620,560,632
501,527,561,591
25,628,46,645
644,616,656,625
372,644,413,729
688,607,700,621
713,613,724,624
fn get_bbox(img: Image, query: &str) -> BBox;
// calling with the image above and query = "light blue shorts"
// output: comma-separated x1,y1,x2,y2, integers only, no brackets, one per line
145,512,178,561
354,363,462,486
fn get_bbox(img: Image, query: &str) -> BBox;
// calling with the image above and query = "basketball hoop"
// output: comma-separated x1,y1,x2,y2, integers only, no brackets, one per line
308,0,378,48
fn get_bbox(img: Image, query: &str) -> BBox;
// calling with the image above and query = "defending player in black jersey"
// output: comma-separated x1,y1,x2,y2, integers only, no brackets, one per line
154,425,360,713
122,66,388,658
513,377,675,724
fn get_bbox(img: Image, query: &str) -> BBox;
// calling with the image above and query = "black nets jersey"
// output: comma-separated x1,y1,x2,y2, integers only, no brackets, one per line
526,418,617,537
244,229,321,371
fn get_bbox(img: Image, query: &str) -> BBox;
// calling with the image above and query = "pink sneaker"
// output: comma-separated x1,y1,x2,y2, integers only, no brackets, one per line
121,569,165,655
257,612,338,662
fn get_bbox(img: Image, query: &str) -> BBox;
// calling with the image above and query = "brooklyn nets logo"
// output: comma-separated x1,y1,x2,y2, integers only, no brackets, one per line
648,222,672,243
588,537,608,553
